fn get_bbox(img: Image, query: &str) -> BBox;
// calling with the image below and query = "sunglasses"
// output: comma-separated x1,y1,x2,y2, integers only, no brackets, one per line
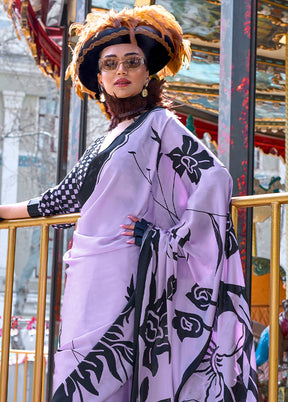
99,56,146,71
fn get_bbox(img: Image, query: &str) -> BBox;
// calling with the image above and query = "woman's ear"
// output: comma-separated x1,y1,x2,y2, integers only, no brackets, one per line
97,73,102,87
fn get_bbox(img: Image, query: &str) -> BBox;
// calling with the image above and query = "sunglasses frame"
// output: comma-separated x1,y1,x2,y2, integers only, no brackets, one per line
99,55,146,72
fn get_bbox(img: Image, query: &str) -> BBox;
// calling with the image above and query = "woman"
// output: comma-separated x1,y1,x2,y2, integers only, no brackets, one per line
0,5,257,401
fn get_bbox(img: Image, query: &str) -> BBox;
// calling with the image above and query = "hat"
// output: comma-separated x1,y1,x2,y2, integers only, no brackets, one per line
66,5,191,100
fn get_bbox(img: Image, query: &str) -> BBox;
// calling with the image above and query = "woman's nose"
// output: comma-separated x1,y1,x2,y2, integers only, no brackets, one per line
116,61,128,74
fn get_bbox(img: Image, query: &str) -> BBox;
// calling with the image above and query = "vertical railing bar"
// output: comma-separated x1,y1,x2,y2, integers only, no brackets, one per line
269,201,281,402
23,353,28,402
14,351,18,402
231,205,238,236
0,227,16,402
252,222,257,257
42,355,46,402
32,223,49,402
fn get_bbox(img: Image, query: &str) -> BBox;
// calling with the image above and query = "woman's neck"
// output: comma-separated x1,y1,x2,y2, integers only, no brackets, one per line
98,118,135,153
110,118,135,135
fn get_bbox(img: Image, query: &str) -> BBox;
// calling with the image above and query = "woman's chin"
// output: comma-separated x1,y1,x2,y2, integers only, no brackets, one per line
110,89,141,99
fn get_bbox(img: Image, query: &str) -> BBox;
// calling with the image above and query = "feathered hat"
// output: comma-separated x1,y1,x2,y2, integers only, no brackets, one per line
66,5,191,100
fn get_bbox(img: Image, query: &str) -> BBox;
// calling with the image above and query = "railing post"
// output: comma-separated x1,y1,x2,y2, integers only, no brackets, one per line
0,227,17,402
32,224,49,402
231,205,238,235
269,201,281,402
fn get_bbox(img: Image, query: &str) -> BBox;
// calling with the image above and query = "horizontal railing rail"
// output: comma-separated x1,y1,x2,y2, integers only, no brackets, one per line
232,192,288,402
0,192,288,401
0,349,48,402
0,213,80,402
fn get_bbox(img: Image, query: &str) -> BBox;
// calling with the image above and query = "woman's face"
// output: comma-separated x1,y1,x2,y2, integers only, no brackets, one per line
98,43,149,98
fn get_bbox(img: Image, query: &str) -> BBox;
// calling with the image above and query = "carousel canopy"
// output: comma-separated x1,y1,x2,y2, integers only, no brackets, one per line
4,0,288,159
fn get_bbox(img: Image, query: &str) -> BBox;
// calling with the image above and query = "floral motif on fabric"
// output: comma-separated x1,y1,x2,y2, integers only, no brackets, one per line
140,375,172,402
53,110,257,401
172,310,211,341
139,272,171,377
167,275,177,301
166,135,214,184
190,281,258,401
53,277,135,400
186,283,216,311
225,211,239,258
209,214,224,271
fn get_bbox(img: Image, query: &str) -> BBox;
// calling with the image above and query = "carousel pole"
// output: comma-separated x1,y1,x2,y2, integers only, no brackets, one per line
46,1,91,400
46,4,70,400
78,0,91,157
218,0,257,306
285,32,288,301
69,0,91,168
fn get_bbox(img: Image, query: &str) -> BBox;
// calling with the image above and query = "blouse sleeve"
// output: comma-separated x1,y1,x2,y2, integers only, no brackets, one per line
27,163,81,218
27,136,104,222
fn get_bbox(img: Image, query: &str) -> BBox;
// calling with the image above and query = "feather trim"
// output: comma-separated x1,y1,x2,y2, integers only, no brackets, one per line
66,5,191,100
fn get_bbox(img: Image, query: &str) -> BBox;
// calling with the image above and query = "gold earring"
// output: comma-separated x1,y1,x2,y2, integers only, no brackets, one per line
99,86,105,102
141,84,148,98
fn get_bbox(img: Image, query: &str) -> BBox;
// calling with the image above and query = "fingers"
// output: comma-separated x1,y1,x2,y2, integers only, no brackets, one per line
121,224,134,231
120,229,134,236
120,215,139,244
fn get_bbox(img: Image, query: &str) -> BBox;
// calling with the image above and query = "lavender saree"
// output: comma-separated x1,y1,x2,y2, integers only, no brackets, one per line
36,107,257,401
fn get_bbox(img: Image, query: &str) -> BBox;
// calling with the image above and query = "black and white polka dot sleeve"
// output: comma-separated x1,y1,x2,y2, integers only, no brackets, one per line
27,136,104,222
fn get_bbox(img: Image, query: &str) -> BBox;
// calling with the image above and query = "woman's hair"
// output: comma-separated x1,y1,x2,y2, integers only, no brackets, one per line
103,77,172,130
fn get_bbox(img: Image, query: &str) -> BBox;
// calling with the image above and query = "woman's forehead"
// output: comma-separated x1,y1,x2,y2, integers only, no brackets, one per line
100,43,145,58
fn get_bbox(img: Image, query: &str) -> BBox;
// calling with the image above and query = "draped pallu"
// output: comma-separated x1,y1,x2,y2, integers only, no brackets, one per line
30,108,257,401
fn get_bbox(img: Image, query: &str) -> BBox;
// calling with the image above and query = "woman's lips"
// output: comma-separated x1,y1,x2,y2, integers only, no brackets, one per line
114,79,130,87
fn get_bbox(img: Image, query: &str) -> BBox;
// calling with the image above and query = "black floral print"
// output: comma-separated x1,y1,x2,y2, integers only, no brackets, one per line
140,377,149,402
167,275,177,301
172,310,211,341
139,273,171,376
186,283,216,311
166,135,214,184
53,278,135,401
53,109,257,401
209,214,224,271
192,281,258,401
171,225,191,248
225,211,239,258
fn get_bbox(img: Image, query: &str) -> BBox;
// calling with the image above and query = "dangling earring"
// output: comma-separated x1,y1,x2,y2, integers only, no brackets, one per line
99,86,105,103
141,83,148,98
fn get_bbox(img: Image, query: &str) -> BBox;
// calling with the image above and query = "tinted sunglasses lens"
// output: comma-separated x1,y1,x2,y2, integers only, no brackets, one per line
101,59,118,71
123,57,142,69
100,57,144,71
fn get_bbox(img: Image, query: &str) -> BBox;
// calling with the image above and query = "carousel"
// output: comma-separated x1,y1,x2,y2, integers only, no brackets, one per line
3,0,288,400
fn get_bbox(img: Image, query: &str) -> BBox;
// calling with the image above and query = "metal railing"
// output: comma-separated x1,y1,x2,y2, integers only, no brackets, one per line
0,213,80,402
0,349,48,402
232,192,288,402
0,192,287,401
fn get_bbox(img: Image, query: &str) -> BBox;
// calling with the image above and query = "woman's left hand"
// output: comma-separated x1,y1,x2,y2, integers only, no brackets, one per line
120,215,140,244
